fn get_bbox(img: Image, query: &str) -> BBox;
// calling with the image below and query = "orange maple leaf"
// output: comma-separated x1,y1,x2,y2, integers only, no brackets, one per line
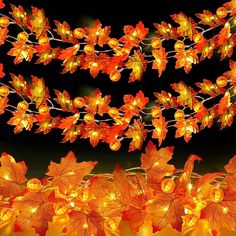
8,41,36,64
85,19,111,46
126,51,147,82
35,114,59,134
36,44,60,65
171,12,196,40
0,152,27,198
125,120,147,151
82,122,110,147
153,21,177,39
54,20,74,42
46,151,96,194
171,82,196,109
9,73,29,95
13,191,54,236
0,96,8,114
60,124,81,143
0,27,8,45
153,91,177,109
146,192,184,232
8,110,36,133
224,155,236,191
58,113,80,130
0,63,5,78
58,44,80,62
152,116,168,146
120,90,149,115
62,210,105,236
152,47,168,77
30,76,50,108
141,141,175,185
175,48,199,73
84,89,111,115
218,91,231,115
29,7,50,39
196,10,225,27
10,5,28,26
200,189,236,235
54,90,75,112
175,118,199,142
0,0,5,9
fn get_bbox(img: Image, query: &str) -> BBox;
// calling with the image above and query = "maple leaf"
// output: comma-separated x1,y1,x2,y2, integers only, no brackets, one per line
9,73,29,95
85,19,111,46
153,91,177,109
54,90,75,112
0,152,27,198
152,47,168,77
13,191,54,236
58,44,80,61
171,12,196,40
125,51,147,82
200,39,216,60
218,37,235,60
61,55,82,74
0,27,8,45
0,96,8,114
175,48,199,73
218,22,231,45
8,41,36,64
8,110,36,133
62,210,105,236
84,89,111,116
152,116,168,146
146,192,184,232
175,118,199,142
200,189,236,234
35,114,59,134
30,7,50,39
218,91,231,115
225,60,236,84
196,79,225,97
30,76,50,108
0,63,5,78
224,155,236,191
196,10,224,27
171,82,196,109
82,53,109,78
120,90,149,115
54,20,74,42
0,0,5,9
36,44,60,65
46,151,96,194
153,21,177,39
121,21,149,45
10,5,29,26
141,141,175,185
199,107,216,130
82,122,110,147
125,120,147,151
58,113,80,130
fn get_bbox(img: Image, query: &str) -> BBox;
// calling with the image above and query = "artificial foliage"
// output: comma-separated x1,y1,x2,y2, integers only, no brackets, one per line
0,0,236,235
0,143,236,236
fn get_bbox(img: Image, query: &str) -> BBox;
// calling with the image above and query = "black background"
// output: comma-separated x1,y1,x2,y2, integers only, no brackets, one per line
0,0,235,177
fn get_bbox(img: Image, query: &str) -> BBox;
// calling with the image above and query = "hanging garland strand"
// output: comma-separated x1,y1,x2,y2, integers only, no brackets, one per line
0,2,236,81
0,61,235,151
0,144,236,235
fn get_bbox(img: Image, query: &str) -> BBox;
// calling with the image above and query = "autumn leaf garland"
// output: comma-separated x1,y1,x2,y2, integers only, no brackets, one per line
0,1,235,81
0,143,235,235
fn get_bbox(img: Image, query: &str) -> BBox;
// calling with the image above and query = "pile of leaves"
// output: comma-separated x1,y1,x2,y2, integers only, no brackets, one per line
0,142,236,236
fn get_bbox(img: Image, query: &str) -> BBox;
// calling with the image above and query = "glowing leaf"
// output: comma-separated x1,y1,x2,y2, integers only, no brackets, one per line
171,12,195,40
30,7,50,39
7,110,36,133
8,41,36,64
154,21,177,39
58,44,80,61
46,151,96,194
0,63,5,78
146,192,184,232
84,89,111,115
63,210,104,236
0,152,27,198
9,73,28,95
126,51,147,82
141,141,175,183
218,91,231,115
224,155,236,191
0,27,8,45
36,44,60,65
30,76,49,108
54,21,74,42
54,90,75,112
171,82,196,109
175,118,199,142
152,116,168,146
10,5,28,26
152,48,168,77
196,10,224,27
154,91,177,109
200,189,236,234
60,124,81,143
0,96,8,114
13,191,54,236
125,120,147,151
175,48,199,73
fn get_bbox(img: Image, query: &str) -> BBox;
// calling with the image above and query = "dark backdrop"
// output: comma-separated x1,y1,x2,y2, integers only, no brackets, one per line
0,0,235,177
